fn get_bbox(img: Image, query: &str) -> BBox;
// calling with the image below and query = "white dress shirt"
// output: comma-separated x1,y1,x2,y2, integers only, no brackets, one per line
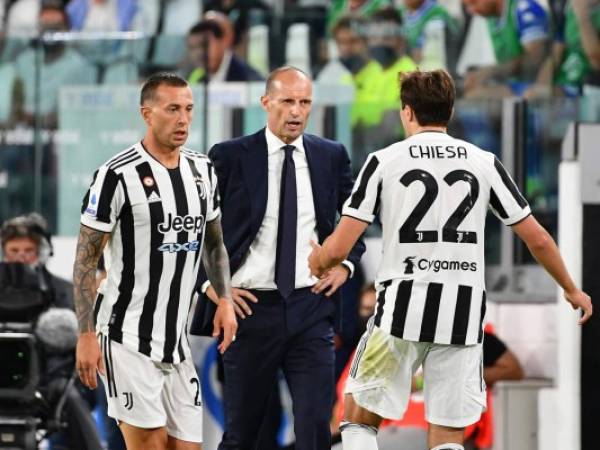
232,127,319,289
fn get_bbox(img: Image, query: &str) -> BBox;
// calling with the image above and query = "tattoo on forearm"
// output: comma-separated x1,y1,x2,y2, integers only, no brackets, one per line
202,218,232,301
73,225,108,333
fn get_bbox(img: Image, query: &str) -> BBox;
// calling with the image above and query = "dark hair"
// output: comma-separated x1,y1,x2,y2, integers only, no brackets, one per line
188,19,224,39
399,70,455,126
264,66,311,95
371,7,403,26
140,72,188,105
331,15,367,39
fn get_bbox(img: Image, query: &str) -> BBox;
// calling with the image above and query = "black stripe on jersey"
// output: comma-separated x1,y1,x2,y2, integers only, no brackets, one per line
390,280,413,338
111,155,142,171
107,148,136,167
163,168,189,363
206,161,219,212
93,293,104,326
451,285,472,345
372,181,383,216
348,156,379,209
135,162,164,357
373,280,392,327
478,291,487,343
96,170,120,223
419,282,443,342
489,188,508,219
493,157,528,208
81,170,99,214
108,177,135,344
185,157,208,266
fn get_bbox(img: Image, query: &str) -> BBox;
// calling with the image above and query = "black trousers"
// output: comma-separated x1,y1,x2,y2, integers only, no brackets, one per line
218,287,335,450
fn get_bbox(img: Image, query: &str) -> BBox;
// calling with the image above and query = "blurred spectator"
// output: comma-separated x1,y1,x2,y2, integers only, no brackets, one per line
324,15,383,128
400,0,461,71
203,0,271,58
0,212,73,310
66,0,137,32
5,0,40,36
327,0,391,31
13,3,97,127
462,0,551,97
184,15,263,83
527,0,600,98
0,31,21,127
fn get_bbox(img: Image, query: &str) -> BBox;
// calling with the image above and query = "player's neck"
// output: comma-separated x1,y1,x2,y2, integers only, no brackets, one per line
141,136,180,169
407,125,447,137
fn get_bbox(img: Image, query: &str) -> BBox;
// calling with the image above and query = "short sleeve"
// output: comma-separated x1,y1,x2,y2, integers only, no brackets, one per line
80,167,124,233
515,0,550,45
206,161,221,222
342,154,383,224
487,157,531,226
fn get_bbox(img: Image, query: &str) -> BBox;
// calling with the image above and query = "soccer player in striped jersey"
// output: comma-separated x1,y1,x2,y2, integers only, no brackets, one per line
309,69,592,450
73,73,237,450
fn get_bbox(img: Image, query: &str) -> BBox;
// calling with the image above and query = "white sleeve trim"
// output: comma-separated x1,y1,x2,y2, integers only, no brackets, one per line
341,206,375,224
80,215,114,233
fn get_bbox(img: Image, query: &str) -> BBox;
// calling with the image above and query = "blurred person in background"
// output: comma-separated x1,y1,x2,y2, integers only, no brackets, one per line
327,0,391,31
184,14,263,84
526,0,600,98
65,0,137,32
1,212,73,310
13,2,96,128
462,0,550,97
400,0,461,71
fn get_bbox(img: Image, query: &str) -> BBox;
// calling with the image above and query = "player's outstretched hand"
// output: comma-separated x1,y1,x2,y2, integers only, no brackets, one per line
309,240,325,278
213,299,238,354
312,264,349,297
565,289,593,325
76,332,105,389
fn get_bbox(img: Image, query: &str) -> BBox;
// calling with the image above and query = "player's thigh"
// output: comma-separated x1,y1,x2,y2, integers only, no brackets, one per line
422,343,486,428
162,357,203,444
98,334,166,429
344,326,427,420
119,422,167,450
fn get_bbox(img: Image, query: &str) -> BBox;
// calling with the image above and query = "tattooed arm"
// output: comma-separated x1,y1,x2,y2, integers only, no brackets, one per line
202,218,237,353
73,224,109,388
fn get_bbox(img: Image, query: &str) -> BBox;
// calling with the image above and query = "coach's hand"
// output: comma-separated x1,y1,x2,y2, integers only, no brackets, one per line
206,285,258,319
213,299,238,353
76,332,105,389
565,288,593,325
312,264,349,297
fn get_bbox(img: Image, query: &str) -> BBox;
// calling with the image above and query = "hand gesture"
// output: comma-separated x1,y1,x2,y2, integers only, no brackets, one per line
308,240,325,278
76,332,105,389
206,285,258,319
311,265,350,297
213,299,238,353
564,288,593,324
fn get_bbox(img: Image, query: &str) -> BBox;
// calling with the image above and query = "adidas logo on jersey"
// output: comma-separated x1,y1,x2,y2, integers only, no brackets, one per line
404,257,478,274
148,191,161,203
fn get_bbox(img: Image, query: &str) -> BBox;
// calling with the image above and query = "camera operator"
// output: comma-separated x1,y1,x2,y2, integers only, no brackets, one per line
0,213,101,450
1,213,73,311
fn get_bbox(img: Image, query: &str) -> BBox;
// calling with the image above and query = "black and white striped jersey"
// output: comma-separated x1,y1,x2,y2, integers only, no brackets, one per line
80,142,220,363
343,132,530,345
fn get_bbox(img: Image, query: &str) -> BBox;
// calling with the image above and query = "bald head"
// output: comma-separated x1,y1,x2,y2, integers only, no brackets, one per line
264,66,311,95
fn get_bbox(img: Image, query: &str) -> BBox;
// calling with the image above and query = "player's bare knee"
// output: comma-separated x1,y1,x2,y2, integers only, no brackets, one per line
343,393,382,428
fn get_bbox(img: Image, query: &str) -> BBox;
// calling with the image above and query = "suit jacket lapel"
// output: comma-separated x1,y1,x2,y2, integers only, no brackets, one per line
304,134,328,240
240,129,268,236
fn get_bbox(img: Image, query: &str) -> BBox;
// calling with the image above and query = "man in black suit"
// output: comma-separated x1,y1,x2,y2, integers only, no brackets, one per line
185,14,263,84
191,66,365,450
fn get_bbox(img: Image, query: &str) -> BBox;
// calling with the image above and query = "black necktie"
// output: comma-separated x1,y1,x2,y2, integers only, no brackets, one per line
275,145,297,298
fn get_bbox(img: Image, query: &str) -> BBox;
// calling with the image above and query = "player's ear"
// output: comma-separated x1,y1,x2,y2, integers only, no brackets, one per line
140,105,152,126
260,94,270,113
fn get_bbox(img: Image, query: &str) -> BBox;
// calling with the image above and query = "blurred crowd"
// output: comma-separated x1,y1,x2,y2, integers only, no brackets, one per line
0,0,597,131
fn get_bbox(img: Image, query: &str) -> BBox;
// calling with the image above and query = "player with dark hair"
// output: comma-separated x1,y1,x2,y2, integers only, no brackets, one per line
309,69,592,450
73,72,237,450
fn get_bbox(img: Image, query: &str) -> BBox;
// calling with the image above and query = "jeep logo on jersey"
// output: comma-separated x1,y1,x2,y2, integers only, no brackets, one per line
403,256,416,274
157,240,201,253
158,213,204,234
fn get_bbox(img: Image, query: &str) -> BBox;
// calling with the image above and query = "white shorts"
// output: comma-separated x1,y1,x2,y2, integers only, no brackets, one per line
345,325,486,428
98,334,203,442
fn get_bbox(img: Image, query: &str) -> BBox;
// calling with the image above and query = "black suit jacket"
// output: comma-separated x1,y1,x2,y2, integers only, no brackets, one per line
225,54,264,82
190,128,366,335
